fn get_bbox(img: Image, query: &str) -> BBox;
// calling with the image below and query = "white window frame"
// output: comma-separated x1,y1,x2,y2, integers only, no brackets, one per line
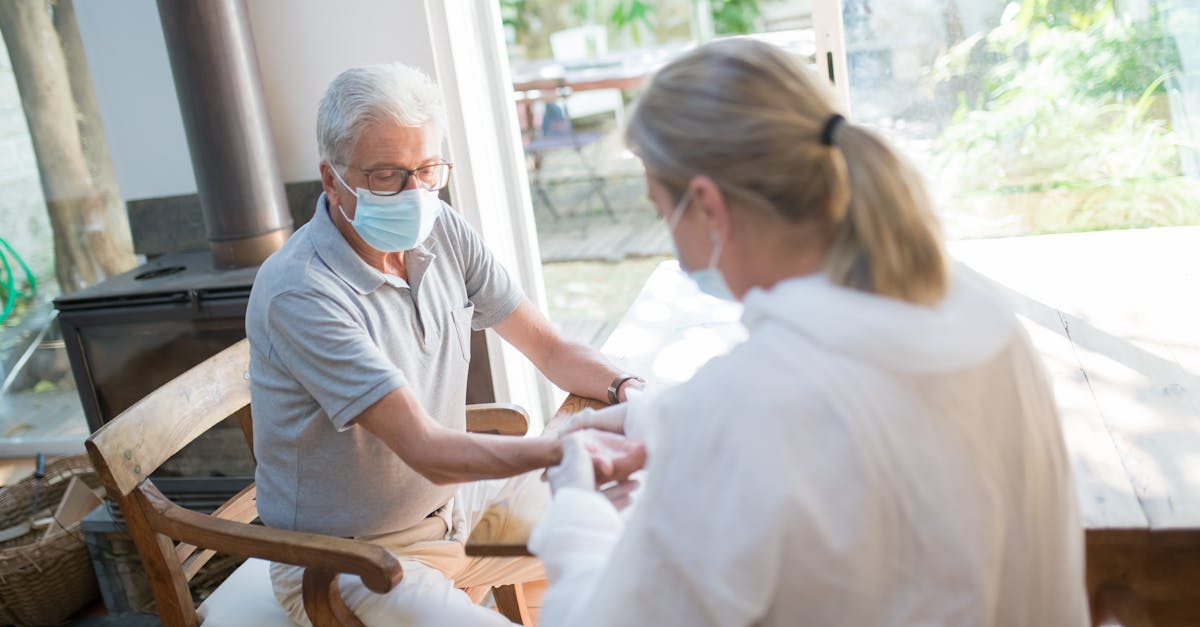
423,0,556,427
813,0,851,112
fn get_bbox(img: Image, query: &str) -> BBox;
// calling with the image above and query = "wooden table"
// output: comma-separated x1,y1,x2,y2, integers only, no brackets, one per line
510,29,818,97
469,229,1200,623
949,229,1200,624
511,45,679,100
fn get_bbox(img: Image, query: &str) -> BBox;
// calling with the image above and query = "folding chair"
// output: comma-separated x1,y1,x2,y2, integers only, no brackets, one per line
515,78,617,227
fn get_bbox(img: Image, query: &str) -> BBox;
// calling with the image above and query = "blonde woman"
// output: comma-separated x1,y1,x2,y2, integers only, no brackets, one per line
530,39,1088,626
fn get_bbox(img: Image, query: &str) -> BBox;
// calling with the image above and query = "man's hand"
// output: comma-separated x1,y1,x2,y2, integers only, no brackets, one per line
546,430,647,509
585,429,646,485
618,376,645,403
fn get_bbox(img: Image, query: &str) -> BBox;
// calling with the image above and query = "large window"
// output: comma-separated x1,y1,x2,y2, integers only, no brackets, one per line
844,0,1199,237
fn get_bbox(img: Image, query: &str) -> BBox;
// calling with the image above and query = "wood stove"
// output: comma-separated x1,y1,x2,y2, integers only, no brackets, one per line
56,251,256,510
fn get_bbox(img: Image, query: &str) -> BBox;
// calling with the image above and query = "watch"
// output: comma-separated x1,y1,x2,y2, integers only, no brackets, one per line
607,373,645,404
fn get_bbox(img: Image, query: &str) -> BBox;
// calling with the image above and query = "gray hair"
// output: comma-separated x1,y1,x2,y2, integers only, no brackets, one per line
316,62,448,166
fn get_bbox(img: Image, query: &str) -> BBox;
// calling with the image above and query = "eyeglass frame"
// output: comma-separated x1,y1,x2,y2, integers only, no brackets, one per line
336,161,455,195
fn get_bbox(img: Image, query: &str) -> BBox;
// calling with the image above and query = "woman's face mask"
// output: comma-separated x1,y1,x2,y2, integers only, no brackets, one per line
331,166,441,252
669,189,734,301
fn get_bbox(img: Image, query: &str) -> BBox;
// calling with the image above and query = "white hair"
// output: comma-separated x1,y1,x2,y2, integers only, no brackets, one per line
316,62,448,166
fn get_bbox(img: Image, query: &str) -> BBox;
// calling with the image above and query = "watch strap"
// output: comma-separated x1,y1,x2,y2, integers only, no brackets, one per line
607,373,644,404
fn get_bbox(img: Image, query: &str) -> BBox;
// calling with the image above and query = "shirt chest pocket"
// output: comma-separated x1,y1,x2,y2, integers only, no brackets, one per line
450,303,474,362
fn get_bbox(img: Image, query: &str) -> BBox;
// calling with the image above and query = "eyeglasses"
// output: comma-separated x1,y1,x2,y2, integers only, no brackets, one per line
347,162,454,195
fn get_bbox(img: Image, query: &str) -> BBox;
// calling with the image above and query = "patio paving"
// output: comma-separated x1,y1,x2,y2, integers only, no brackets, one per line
525,114,671,263
525,113,674,348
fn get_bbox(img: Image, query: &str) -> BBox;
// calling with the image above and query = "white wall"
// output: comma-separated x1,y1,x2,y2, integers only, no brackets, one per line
245,0,437,184
74,0,439,200
74,0,195,201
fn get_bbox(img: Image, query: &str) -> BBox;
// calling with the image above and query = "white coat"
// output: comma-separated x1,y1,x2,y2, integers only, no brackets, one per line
529,269,1089,626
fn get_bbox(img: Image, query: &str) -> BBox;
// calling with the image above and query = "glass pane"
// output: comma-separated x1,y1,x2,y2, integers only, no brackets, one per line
503,0,816,347
843,0,1199,238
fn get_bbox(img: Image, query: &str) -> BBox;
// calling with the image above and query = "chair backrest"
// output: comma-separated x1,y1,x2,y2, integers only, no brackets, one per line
513,78,585,145
86,339,255,627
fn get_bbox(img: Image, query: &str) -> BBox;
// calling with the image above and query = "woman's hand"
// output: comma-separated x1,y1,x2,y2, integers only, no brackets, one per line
549,404,629,438
546,429,647,509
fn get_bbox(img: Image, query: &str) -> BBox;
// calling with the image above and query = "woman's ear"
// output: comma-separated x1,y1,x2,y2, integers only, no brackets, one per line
692,175,731,240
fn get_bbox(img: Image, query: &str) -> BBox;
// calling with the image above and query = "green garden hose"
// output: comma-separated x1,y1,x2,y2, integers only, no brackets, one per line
0,236,37,323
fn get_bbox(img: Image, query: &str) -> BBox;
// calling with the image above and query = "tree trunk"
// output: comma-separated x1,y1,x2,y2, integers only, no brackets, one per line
0,0,135,295
942,0,966,46
54,0,120,197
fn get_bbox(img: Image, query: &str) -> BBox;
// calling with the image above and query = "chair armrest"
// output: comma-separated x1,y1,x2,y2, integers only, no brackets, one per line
467,403,529,436
141,484,402,594
554,393,608,416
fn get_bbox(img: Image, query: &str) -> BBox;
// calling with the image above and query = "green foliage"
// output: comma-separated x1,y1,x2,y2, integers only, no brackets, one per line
499,0,530,41
933,0,1196,233
1015,0,1114,29
608,0,655,45
711,0,761,35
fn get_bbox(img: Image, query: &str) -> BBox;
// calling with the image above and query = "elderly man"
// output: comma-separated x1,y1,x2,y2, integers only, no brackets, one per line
245,62,643,625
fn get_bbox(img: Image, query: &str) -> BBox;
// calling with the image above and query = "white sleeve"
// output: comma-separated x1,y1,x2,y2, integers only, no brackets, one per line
527,488,625,627
622,385,670,451
529,388,786,627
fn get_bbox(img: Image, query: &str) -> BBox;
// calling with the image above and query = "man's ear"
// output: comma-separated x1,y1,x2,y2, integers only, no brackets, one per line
692,175,732,241
321,161,354,218
320,162,339,199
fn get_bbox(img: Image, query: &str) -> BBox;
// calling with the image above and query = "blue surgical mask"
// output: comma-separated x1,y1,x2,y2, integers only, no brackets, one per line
668,190,734,301
331,166,441,252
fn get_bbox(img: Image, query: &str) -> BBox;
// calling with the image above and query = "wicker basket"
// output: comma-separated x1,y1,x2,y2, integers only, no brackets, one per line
0,455,101,626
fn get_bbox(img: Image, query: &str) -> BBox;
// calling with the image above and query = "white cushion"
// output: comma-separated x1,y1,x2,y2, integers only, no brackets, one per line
197,558,294,626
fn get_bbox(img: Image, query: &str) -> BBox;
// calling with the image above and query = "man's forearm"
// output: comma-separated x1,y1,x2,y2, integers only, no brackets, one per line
409,428,564,485
356,387,564,485
492,300,641,403
543,340,622,402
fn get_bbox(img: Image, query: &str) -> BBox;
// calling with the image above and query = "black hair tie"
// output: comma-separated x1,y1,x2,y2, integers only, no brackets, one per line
820,114,845,146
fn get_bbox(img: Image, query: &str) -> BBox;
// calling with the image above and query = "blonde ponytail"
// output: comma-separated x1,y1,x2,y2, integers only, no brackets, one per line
824,122,948,305
627,38,948,306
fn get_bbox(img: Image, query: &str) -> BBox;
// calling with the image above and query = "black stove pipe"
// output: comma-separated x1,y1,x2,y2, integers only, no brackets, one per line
157,0,292,268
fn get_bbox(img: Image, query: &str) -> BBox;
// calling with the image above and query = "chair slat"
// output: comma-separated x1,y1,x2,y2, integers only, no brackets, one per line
177,483,259,579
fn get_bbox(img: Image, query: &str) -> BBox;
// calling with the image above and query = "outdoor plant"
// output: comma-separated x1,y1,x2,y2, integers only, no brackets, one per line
932,0,1196,233
607,0,655,45
499,0,531,44
710,0,762,35
0,237,36,325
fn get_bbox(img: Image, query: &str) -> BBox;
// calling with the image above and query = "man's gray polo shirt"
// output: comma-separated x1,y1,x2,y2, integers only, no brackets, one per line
246,193,522,537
